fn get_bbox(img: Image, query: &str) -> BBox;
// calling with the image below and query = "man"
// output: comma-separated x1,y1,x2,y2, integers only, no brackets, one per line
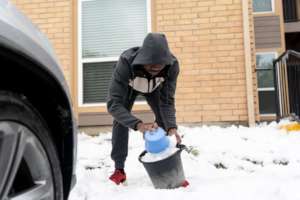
107,32,181,185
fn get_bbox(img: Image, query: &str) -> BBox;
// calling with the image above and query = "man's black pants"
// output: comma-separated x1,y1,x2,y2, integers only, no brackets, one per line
111,89,166,169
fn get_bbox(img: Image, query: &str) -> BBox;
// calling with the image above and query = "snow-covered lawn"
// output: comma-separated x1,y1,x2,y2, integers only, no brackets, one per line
69,121,300,200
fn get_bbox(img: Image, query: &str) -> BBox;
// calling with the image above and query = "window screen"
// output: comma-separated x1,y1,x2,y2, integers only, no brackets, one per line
256,53,276,114
253,0,273,13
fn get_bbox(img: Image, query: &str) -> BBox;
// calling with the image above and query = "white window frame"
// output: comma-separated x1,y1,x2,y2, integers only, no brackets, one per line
78,0,152,107
253,0,275,14
256,52,277,116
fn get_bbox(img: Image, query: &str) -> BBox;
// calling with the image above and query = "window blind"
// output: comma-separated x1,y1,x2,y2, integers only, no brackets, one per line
82,0,148,58
83,61,115,103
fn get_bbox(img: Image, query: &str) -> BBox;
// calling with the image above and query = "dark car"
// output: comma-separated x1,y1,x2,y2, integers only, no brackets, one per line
0,1,77,199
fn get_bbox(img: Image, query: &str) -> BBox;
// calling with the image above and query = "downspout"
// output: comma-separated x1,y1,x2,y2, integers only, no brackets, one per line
242,0,255,127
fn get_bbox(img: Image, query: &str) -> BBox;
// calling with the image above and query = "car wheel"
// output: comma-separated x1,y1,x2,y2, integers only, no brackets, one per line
0,91,63,200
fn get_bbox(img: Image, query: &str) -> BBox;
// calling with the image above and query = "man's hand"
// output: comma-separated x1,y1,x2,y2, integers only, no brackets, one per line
168,128,182,144
136,122,158,133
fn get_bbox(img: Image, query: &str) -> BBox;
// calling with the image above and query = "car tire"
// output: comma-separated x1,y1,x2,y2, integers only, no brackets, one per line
0,91,63,200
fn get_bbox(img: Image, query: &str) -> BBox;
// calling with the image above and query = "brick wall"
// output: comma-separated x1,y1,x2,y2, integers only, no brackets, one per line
155,0,257,124
11,0,73,91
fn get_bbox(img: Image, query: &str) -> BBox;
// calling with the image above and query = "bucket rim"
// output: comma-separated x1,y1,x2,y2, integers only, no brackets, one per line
138,144,186,164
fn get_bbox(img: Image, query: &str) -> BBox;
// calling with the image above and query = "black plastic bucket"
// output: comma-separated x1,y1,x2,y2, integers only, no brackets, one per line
138,144,186,189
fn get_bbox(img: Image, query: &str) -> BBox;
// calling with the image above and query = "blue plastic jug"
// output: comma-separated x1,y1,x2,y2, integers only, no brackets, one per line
144,127,170,154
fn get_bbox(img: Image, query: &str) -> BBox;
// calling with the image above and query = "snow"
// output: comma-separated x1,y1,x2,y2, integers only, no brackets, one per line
69,120,300,200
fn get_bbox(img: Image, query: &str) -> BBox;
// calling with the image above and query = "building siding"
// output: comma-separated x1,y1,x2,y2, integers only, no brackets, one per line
254,16,282,49
79,111,155,126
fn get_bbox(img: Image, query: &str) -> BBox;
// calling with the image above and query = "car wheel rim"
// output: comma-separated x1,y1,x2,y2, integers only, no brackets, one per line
0,121,54,200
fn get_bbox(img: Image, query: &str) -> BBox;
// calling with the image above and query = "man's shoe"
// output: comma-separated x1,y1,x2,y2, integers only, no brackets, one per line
181,180,189,187
109,169,126,185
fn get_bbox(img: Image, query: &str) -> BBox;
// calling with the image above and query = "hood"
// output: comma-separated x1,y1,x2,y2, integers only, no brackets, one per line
132,33,173,66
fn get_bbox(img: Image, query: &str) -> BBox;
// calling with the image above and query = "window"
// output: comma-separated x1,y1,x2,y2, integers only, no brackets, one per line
79,0,150,105
253,0,274,13
256,53,277,115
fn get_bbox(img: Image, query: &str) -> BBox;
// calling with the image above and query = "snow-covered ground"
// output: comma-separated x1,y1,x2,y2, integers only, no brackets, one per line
69,121,300,200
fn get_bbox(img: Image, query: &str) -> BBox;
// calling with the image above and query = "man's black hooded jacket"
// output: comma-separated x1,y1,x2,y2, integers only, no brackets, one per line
107,33,179,131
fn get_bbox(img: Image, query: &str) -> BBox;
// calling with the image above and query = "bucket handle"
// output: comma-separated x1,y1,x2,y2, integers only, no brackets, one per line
139,150,147,159
176,143,198,155
176,144,188,152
